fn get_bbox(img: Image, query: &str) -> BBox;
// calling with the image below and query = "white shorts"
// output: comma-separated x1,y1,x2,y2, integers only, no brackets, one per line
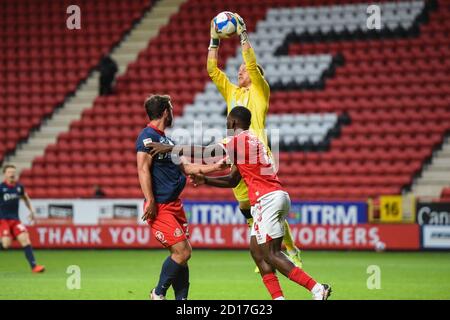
250,190,291,244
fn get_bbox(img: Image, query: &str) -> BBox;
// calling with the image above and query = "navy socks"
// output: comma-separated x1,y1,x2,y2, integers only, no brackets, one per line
155,256,185,297
23,245,36,268
172,264,190,300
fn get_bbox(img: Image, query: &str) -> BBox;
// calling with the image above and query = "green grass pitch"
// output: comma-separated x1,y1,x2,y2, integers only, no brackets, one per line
1,250,449,300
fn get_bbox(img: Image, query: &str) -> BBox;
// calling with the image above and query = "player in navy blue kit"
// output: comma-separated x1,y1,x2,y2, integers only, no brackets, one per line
0,164,45,273
136,94,227,300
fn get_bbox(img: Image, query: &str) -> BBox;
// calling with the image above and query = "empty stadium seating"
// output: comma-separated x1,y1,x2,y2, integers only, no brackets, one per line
18,0,450,201
0,0,152,162
441,187,450,201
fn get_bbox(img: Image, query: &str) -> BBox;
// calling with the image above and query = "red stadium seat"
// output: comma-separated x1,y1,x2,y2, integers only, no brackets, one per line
441,187,450,201
1,0,152,161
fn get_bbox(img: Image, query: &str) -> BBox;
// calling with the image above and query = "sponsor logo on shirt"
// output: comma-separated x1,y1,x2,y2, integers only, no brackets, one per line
155,231,167,244
143,138,153,147
3,193,19,201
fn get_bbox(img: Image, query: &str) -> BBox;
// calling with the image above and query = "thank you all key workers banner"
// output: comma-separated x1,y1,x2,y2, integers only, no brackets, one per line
19,224,420,250
15,199,421,250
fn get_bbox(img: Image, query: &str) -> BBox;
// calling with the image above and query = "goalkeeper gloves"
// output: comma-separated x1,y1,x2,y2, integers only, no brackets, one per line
209,19,220,50
233,13,249,45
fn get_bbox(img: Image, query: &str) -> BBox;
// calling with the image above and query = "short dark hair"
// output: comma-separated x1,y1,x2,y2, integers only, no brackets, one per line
144,94,172,120
229,106,251,129
2,164,16,173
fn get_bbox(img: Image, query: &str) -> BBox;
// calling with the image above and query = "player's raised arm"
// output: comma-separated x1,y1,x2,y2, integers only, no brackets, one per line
234,13,270,99
136,151,156,221
207,19,237,103
191,165,241,188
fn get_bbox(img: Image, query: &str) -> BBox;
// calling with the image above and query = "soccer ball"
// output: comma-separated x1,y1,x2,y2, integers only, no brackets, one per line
213,11,237,38
374,241,386,252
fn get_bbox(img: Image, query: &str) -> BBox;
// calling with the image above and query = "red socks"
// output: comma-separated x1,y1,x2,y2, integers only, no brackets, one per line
288,267,317,291
262,273,284,300
262,269,318,299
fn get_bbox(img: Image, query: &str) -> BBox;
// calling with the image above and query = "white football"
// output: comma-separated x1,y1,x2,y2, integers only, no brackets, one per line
374,241,386,252
213,11,237,38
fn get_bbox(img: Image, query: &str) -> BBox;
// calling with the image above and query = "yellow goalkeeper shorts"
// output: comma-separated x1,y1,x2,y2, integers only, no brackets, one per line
233,179,250,203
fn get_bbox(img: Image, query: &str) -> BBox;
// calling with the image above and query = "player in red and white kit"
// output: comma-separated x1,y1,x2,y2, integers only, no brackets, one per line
191,107,332,300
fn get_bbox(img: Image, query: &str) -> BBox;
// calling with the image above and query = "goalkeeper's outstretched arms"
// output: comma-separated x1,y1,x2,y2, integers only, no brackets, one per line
234,13,270,99
207,19,237,103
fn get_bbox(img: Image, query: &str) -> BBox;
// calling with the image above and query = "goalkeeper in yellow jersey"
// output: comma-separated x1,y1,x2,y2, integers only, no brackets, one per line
207,13,303,271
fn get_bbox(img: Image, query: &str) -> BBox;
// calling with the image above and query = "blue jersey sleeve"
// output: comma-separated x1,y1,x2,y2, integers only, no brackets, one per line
18,183,25,197
136,129,159,153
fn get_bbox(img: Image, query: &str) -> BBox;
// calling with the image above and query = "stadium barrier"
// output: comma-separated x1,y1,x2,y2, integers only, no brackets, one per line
20,199,369,226
416,200,450,249
14,223,420,250
367,194,416,223
13,199,421,250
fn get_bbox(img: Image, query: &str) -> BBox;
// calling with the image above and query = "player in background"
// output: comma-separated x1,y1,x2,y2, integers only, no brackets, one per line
191,107,331,300
136,94,227,300
207,13,303,269
0,164,45,273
